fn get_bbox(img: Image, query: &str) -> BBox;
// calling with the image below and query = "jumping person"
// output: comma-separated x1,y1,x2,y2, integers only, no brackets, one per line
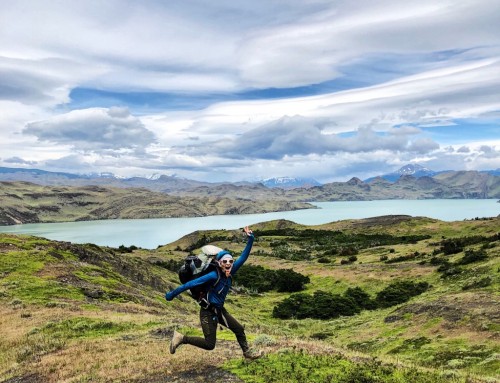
165,226,262,359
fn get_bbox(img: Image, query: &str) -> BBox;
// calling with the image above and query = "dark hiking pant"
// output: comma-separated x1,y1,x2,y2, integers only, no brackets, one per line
183,306,249,352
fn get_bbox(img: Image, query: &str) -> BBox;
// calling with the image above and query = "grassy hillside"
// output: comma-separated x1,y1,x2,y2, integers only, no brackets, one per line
0,181,313,225
0,216,498,382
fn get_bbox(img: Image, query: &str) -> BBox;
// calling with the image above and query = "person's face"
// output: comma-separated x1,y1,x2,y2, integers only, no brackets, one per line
219,258,234,276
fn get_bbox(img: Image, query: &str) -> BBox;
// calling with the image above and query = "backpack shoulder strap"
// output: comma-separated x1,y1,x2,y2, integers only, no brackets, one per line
211,262,222,286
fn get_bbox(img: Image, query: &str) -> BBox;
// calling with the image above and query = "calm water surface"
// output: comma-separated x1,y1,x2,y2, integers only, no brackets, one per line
0,199,498,249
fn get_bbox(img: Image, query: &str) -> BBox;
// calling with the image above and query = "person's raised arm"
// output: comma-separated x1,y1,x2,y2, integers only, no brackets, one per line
232,226,254,273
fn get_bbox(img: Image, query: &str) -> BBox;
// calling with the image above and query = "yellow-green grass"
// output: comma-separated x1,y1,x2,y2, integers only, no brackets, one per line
1,217,498,382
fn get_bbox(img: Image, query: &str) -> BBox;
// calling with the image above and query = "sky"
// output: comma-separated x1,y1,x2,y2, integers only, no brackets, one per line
1,0,499,183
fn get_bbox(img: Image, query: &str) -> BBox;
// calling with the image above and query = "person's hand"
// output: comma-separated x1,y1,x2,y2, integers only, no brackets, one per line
243,226,253,236
165,292,174,301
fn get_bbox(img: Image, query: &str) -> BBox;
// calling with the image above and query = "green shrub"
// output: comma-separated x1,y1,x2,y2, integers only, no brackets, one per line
272,290,362,320
323,248,338,256
436,234,499,256
339,246,359,256
458,248,488,265
311,291,360,319
117,245,138,253
462,276,492,290
234,265,309,293
385,254,417,263
429,256,447,266
275,269,310,293
272,293,311,319
344,287,377,310
273,281,430,320
317,257,332,263
375,280,430,308
233,265,274,293
439,265,463,278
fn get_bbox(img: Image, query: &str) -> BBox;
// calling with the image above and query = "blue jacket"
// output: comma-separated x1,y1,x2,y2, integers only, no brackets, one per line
165,234,254,308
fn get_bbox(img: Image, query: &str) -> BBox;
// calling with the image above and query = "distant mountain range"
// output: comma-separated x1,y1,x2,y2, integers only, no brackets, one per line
365,163,500,182
1,165,499,202
0,166,211,193
364,164,437,182
260,177,322,189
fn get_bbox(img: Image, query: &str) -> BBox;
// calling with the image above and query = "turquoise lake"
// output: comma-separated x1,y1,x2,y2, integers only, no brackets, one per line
0,199,498,249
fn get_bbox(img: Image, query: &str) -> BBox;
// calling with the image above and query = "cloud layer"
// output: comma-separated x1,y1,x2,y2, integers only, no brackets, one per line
0,0,498,182
23,107,156,153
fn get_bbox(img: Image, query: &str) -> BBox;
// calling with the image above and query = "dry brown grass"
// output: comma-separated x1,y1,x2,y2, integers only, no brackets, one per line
2,217,499,382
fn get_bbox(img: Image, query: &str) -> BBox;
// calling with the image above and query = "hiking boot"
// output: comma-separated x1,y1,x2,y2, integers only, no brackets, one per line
243,348,263,360
169,330,184,354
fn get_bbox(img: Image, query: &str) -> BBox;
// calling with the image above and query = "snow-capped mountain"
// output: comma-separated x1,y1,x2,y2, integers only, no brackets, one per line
84,172,124,179
365,164,438,183
146,173,163,181
260,177,322,189
397,164,435,177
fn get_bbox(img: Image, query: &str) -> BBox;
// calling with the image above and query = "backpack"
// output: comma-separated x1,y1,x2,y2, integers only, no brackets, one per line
178,246,222,301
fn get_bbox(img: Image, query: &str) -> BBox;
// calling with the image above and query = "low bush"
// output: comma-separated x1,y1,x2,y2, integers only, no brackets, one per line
117,244,138,253
429,256,447,266
462,276,492,290
435,233,499,256
375,280,430,308
458,248,488,265
275,269,310,293
234,265,310,293
344,287,378,310
317,257,332,263
385,254,416,263
273,283,396,320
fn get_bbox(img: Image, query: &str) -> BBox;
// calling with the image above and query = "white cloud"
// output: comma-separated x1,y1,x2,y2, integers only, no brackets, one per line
237,0,500,88
3,156,38,166
23,107,157,153
0,0,499,181
186,116,438,160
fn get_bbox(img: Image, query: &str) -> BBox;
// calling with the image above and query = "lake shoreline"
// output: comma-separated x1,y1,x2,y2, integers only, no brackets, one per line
1,199,498,249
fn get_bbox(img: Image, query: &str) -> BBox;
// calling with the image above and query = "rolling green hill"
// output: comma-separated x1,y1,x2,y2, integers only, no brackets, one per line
0,216,498,382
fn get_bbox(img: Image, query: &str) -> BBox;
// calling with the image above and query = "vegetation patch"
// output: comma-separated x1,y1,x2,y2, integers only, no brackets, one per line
16,332,66,362
433,233,499,256
6,275,84,303
1,217,498,382
273,281,429,320
234,265,310,293
258,228,431,261
419,343,496,371
74,265,126,289
0,250,84,303
30,317,136,340
225,350,465,383
462,276,492,290
375,280,430,308
388,337,432,354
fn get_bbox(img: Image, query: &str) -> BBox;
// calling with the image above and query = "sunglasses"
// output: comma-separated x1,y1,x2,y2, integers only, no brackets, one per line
220,259,234,264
